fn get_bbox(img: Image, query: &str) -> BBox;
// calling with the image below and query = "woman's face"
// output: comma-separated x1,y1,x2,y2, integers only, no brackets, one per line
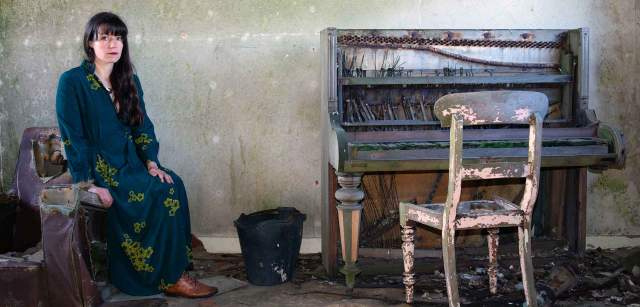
89,30,123,65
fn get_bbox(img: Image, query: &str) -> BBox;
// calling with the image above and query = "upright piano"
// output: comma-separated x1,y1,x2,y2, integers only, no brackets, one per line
320,28,625,288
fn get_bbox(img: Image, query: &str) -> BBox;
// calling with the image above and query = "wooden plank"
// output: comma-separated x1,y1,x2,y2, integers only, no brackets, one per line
560,53,574,122
343,120,439,126
534,169,550,237
343,119,572,127
344,154,614,172
341,74,572,86
577,168,587,254
456,214,523,230
564,168,579,253
329,165,339,276
405,204,442,229
351,137,607,151
354,145,609,161
322,163,339,277
462,162,528,180
348,127,598,143
549,168,567,239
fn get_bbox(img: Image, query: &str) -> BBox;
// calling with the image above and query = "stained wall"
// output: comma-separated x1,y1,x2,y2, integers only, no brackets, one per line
1,0,638,250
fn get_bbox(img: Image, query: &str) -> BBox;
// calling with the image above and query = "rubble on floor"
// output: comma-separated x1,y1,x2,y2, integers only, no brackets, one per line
3,241,640,305
186,244,640,306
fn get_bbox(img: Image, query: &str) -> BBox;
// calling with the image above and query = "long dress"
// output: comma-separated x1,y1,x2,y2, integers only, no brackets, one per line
56,60,191,295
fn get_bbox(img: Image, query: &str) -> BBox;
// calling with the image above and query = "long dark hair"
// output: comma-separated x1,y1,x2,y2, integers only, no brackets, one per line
83,12,143,127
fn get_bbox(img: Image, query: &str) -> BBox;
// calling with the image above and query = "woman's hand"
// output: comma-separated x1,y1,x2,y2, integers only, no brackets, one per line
147,161,173,184
88,186,113,208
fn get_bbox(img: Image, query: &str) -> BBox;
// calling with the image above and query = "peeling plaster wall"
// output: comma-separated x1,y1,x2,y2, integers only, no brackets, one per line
0,0,638,240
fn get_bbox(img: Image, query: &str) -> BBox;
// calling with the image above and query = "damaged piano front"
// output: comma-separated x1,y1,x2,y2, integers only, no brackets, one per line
320,28,625,288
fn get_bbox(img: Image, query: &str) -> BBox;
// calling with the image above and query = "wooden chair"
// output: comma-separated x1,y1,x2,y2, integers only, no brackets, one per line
399,91,548,307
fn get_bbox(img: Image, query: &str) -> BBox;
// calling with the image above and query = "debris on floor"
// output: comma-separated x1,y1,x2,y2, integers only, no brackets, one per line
2,238,640,305
184,244,640,305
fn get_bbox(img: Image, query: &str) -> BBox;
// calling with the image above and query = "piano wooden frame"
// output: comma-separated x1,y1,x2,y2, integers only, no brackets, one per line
321,28,626,289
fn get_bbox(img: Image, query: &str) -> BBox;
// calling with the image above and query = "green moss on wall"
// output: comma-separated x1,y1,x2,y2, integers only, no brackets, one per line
591,174,627,194
591,174,639,227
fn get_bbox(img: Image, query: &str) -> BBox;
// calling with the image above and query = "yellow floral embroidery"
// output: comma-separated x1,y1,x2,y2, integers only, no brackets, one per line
86,74,101,90
135,133,153,150
128,191,144,203
121,234,154,272
135,133,152,144
186,245,192,260
169,187,175,195
95,156,119,187
62,139,71,146
163,197,180,216
158,279,173,291
133,221,146,233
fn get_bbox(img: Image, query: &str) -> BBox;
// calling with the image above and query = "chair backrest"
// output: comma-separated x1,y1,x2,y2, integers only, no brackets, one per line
434,90,548,219
434,90,548,127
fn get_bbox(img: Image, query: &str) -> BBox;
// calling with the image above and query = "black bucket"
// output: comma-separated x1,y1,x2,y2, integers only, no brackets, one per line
234,207,306,286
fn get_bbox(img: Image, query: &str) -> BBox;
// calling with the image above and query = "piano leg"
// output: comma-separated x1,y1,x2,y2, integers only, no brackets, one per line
335,172,364,289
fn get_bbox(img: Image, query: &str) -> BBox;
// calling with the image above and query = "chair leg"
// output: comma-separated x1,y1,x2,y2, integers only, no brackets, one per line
487,228,499,295
518,224,538,307
442,228,460,307
401,222,416,304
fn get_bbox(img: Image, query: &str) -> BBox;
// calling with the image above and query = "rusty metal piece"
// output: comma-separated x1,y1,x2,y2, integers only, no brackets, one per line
401,224,416,303
487,228,500,294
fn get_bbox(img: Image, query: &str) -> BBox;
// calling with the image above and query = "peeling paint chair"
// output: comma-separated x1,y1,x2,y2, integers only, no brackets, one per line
399,91,548,307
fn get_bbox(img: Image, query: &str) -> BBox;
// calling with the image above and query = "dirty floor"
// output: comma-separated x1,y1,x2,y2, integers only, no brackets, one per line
97,245,640,306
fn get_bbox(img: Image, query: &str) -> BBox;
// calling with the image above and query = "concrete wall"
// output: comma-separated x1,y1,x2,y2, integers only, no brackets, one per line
1,0,638,251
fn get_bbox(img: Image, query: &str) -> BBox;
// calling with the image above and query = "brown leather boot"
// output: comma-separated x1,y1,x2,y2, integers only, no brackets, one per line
164,273,218,298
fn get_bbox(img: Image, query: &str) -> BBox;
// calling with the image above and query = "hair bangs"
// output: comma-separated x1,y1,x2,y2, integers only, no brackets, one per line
97,21,127,38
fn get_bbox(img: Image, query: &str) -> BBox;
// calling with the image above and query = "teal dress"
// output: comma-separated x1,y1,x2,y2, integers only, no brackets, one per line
56,60,191,295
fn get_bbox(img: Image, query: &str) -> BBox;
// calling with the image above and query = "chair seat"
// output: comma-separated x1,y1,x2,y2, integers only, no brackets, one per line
403,198,524,230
